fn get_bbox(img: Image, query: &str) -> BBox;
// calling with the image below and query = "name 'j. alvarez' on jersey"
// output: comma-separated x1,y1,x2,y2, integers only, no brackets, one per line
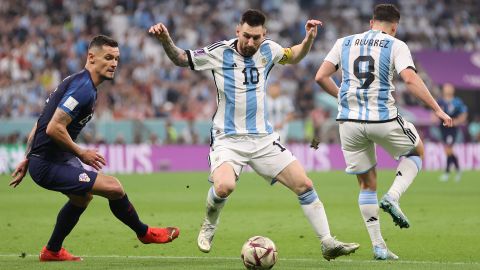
325,29,416,122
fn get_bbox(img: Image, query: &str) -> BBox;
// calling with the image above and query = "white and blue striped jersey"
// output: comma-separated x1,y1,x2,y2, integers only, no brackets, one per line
185,38,287,135
266,94,294,143
266,95,294,128
325,30,415,122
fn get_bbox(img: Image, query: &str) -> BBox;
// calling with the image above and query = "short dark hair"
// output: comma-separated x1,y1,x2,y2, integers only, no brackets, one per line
373,4,400,23
88,35,118,50
240,9,266,27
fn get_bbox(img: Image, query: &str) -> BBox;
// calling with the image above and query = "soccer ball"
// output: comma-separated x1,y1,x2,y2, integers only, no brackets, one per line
241,236,278,270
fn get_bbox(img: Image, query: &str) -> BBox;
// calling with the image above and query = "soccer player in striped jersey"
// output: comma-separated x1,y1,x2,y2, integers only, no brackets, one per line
314,4,452,260
149,9,360,261
266,82,295,144
437,83,468,182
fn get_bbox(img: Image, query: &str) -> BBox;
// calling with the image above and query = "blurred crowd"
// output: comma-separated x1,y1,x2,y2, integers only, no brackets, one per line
1,0,479,144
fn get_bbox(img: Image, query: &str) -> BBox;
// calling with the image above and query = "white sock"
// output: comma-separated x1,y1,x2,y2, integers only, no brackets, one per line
387,156,421,201
299,189,331,242
205,186,227,224
359,190,385,247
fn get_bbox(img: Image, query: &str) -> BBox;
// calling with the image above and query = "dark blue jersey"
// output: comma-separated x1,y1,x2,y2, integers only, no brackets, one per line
438,97,467,131
438,97,467,118
29,69,97,161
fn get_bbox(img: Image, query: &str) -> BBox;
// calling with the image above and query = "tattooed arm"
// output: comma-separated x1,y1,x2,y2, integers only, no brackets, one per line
46,109,83,156
160,36,189,67
148,23,189,67
46,109,105,170
24,122,37,157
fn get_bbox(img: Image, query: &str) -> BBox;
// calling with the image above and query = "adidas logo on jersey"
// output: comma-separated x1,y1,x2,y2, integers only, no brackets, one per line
396,171,403,176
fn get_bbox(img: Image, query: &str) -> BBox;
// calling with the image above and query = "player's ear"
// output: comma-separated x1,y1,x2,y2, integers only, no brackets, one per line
236,24,240,37
87,51,95,64
391,23,398,36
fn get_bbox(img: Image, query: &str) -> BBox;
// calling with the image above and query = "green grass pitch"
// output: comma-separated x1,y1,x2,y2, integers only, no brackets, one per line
1,170,479,269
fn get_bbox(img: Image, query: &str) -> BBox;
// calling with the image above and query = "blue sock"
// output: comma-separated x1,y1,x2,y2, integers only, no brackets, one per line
298,188,318,205
47,201,86,252
205,186,227,224
358,190,384,246
109,194,148,237
208,186,227,203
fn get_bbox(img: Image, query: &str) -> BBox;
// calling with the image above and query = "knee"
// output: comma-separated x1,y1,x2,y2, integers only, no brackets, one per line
414,141,425,159
85,193,94,204
105,177,125,200
215,181,235,198
82,193,94,207
294,178,313,195
70,193,94,208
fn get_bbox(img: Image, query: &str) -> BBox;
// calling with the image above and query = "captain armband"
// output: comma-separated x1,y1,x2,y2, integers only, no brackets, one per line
278,47,293,65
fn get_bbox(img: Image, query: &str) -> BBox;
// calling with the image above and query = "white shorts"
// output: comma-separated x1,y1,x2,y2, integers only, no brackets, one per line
208,132,296,182
339,115,420,174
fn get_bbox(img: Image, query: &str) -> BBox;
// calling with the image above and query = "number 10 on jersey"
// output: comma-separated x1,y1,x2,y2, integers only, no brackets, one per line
242,67,260,85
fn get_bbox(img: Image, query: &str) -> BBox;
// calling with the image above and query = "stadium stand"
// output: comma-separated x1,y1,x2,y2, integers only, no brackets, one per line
0,0,479,144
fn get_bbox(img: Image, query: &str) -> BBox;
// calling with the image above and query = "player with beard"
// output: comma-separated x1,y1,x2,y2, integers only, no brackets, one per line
149,9,360,261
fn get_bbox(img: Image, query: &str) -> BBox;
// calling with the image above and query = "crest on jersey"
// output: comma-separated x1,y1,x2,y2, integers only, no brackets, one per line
78,173,90,183
261,57,267,65
193,49,206,56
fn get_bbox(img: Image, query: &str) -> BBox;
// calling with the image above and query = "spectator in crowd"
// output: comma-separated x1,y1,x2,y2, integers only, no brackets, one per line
0,0,479,144
266,82,295,144
468,114,480,142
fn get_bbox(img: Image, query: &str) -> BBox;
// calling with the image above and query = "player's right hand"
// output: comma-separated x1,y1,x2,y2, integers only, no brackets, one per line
9,158,29,188
435,109,453,127
305,19,323,40
310,137,321,150
79,149,106,171
148,23,170,41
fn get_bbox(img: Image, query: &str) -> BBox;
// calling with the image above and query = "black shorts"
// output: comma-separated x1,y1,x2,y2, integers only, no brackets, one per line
28,156,97,196
440,128,458,146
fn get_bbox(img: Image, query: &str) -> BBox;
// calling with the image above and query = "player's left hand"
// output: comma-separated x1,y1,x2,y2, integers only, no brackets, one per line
79,149,106,171
305,20,323,40
9,158,29,188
